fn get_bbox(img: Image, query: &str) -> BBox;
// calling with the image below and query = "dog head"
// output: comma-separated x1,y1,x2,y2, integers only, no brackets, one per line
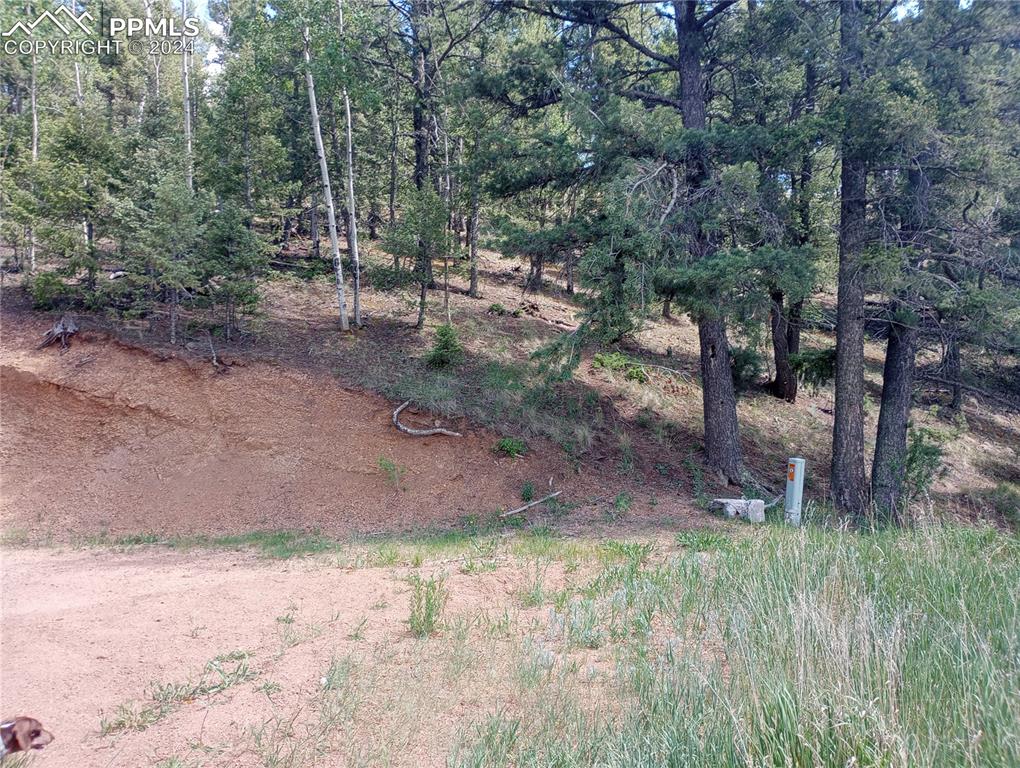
1,717,53,754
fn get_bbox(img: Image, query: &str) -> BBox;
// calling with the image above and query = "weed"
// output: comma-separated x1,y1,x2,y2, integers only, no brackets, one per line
519,560,548,607
347,616,368,640
608,491,633,519
408,574,448,637
566,598,605,649
617,432,635,474
494,437,528,458
377,456,407,489
520,480,535,502
730,345,764,392
101,651,255,735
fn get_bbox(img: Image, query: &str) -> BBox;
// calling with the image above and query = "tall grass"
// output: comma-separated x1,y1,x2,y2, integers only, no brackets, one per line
452,526,1020,767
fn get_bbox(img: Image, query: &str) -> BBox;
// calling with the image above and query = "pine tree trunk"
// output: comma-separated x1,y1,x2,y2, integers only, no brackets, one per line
303,26,350,332
770,289,796,402
411,0,436,298
871,152,930,521
699,316,743,483
388,87,399,229
675,1,743,483
871,308,916,521
945,339,963,410
242,106,254,220
831,0,869,519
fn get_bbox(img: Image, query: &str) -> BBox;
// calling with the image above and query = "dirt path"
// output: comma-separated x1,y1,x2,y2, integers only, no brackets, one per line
0,546,551,767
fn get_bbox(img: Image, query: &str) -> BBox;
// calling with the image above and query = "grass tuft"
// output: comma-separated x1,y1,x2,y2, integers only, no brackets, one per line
408,573,449,637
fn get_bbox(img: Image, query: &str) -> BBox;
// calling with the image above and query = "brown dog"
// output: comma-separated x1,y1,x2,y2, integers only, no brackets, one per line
0,717,53,758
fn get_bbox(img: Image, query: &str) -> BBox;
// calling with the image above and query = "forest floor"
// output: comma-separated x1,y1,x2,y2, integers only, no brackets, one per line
1,241,1018,766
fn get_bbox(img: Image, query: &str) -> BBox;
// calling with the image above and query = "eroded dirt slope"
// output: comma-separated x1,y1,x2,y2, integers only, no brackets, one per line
0,327,580,539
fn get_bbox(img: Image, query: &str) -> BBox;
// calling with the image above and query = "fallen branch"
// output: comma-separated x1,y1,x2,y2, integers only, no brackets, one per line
392,400,462,437
499,490,562,519
634,362,694,383
919,374,1019,411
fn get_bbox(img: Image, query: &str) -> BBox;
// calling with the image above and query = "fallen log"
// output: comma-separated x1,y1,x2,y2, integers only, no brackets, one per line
37,314,78,351
499,491,562,519
392,400,462,437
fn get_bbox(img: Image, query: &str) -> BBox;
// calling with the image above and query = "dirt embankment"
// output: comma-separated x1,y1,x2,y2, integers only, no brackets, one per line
0,327,580,540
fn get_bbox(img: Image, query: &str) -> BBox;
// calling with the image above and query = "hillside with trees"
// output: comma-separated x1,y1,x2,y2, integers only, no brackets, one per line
1,2,1018,766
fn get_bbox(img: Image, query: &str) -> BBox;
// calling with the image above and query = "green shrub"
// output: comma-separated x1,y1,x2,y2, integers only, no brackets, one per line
494,437,528,458
730,346,764,392
29,271,72,310
487,303,507,315
592,351,648,383
791,346,837,392
407,574,448,637
904,427,947,500
520,481,535,502
425,324,465,368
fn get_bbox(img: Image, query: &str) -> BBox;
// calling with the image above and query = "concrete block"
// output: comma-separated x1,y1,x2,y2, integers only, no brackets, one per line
710,498,765,524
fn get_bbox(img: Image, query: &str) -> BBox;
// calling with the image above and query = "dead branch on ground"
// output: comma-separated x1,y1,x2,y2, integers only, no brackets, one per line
392,400,462,437
499,491,562,518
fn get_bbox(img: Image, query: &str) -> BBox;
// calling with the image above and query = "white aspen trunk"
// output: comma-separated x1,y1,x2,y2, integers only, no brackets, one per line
73,63,88,244
138,0,153,121
28,48,38,272
173,0,194,346
181,0,193,193
337,0,361,327
304,26,350,331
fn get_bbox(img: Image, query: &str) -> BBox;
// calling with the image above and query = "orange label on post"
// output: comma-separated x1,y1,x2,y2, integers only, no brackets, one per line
788,464,795,481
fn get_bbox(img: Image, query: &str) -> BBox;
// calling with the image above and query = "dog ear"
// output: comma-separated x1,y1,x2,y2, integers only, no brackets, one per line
11,717,53,751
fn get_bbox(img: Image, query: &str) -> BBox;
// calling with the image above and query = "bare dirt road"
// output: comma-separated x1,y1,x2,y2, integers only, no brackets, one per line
0,545,557,767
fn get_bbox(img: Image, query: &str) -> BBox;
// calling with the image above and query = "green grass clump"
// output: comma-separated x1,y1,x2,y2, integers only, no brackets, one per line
408,574,448,637
675,529,730,552
451,525,1020,767
494,437,528,458
985,481,1020,526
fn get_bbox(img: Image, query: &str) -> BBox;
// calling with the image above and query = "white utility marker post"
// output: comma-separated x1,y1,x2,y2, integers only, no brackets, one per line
785,458,806,526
